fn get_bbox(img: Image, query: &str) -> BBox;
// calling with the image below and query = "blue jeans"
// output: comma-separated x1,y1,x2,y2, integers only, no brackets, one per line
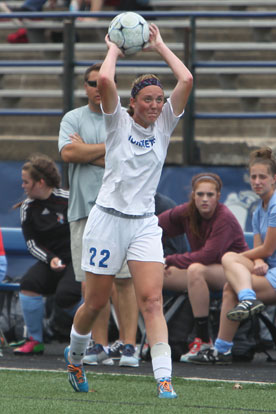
0,255,7,283
21,0,48,11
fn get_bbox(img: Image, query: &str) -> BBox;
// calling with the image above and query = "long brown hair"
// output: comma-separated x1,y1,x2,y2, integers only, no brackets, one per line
13,153,61,209
184,172,222,239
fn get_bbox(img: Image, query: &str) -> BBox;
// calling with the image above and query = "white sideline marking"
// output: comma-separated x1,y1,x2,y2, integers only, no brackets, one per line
0,367,274,385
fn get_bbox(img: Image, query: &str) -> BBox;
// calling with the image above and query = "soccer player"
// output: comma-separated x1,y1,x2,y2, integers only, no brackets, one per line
64,23,193,398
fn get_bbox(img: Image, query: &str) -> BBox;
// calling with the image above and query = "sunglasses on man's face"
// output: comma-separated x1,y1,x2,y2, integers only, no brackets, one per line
86,80,97,87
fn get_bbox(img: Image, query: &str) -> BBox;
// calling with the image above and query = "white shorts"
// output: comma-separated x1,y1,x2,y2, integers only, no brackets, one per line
81,205,164,275
70,217,132,281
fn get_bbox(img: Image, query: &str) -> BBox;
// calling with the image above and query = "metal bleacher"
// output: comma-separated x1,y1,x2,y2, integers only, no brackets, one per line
0,3,276,163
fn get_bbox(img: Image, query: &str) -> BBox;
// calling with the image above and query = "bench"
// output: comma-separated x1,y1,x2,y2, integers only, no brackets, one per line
2,87,276,100
0,227,35,292
1,41,276,54
1,16,276,30
195,89,276,111
7,0,276,8
0,88,172,100
195,89,276,98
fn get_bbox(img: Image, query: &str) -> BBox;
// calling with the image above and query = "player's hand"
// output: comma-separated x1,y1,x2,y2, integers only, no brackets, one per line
143,23,163,52
50,257,66,272
69,132,84,144
253,259,268,276
105,34,124,57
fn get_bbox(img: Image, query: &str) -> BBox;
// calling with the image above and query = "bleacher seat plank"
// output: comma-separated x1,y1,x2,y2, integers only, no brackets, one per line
1,41,276,56
195,89,276,98
150,0,276,7
0,88,171,99
1,88,276,100
0,66,171,75
7,0,276,8
1,18,276,30
196,67,276,75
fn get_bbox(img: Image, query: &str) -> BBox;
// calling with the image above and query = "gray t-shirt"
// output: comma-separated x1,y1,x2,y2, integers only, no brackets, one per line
58,105,106,222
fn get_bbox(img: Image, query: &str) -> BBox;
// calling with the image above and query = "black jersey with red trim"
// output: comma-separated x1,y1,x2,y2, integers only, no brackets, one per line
20,188,71,264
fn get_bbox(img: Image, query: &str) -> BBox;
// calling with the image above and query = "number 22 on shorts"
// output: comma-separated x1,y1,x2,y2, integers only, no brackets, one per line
89,247,110,268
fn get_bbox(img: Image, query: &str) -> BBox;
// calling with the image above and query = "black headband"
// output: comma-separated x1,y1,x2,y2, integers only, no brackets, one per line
131,77,163,98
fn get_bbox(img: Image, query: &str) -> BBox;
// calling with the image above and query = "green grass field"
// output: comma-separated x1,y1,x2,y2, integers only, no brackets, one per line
1,369,275,414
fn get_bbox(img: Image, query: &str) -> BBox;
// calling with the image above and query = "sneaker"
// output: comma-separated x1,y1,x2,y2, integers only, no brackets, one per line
141,342,151,361
13,337,44,355
64,346,88,392
180,337,212,363
83,343,114,366
158,378,177,399
7,28,28,43
9,338,26,348
109,340,124,359
119,344,139,367
227,299,265,321
188,347,232,365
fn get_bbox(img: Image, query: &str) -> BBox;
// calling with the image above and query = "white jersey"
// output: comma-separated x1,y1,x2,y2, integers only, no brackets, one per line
96,98,183,215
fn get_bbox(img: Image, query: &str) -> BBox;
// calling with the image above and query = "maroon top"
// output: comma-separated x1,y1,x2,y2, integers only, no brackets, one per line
158,202,248,269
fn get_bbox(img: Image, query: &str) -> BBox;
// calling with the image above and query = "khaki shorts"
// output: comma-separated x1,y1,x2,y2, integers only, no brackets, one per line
70,218,131,282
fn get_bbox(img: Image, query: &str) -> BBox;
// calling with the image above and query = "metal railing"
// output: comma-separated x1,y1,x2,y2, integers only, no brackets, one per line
0,10,276,163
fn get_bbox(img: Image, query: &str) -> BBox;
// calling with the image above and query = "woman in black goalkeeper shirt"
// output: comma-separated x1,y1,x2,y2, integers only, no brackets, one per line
13,153,82,355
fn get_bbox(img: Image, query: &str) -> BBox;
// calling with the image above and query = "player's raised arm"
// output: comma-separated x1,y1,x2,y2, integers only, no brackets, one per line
97,35,122,114
146,23,193,116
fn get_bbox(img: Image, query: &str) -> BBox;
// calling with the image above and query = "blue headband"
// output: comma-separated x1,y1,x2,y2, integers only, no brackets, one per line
131,77,163,98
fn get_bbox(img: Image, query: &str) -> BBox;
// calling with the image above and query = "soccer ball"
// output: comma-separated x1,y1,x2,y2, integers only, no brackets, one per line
108,12,150,56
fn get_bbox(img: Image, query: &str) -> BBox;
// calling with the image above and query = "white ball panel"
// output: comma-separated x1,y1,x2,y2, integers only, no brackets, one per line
108,12,149,56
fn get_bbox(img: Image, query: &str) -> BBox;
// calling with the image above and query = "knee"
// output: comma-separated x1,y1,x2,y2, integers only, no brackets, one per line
187,263,205,286
139,293,162,316
221,252,238,268
83,295,107,315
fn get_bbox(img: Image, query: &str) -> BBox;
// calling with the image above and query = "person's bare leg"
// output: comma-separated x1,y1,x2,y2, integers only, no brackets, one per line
128,260,176,394
187,263,226,317
163,266,188,292
81,280,110,346
222,252,254,293
91,301,110,346
216,283,240,343
218,276,276,343
73,272,113,335
114,277,138,346
129,261,167,346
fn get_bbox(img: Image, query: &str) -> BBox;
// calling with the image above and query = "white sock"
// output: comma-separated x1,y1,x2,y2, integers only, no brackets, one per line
69,325,91,364
103,345,109,354
151,342,172,382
